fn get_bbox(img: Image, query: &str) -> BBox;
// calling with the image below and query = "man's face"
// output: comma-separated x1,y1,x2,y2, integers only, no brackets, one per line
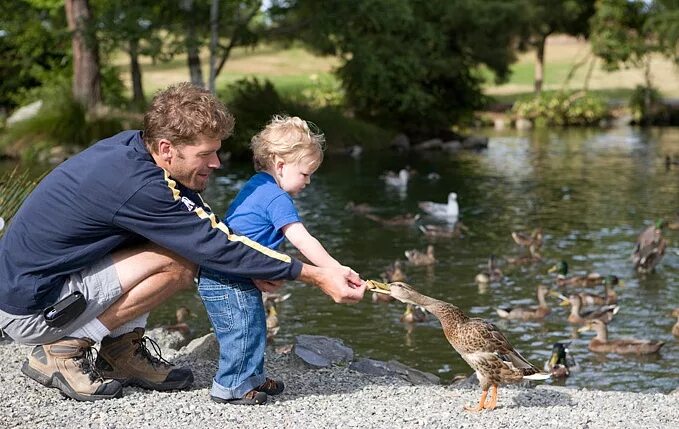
167,135,222,192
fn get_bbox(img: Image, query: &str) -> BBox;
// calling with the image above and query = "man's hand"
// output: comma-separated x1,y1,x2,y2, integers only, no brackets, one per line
298,264,365,303
253,279,284,293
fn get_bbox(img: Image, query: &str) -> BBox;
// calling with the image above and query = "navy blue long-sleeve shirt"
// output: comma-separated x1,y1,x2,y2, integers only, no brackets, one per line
0,130,302,315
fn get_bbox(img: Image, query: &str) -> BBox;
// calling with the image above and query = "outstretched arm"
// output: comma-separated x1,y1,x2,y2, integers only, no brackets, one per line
297,264,365,304
282,222,341,268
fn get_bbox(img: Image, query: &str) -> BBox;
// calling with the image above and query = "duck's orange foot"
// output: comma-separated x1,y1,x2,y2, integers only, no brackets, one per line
464,389,488,412
483,385,498,410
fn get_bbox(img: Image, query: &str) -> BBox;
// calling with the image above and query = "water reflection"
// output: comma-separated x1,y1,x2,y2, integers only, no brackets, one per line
145,127,679,393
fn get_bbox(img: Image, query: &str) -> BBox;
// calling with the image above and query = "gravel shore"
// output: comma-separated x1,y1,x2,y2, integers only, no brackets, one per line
1,337,677,429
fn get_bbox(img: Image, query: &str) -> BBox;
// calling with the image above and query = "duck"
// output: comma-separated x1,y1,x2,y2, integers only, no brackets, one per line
560,294,619,325
364,212,420,227
672,308,679,337
419,221,468,239
543,342,578,378
578,319,665,354
418,192,459,221
632,220,667,273
404,244,436,266
476,255,503,285
162,306,194,336
400,303,427,323
548,260,605,288
382,168,409,188
511,228,543,258
576,275,621,306
345,201,377,215
496,285,555,321
373,261,407,303
366,280,550,412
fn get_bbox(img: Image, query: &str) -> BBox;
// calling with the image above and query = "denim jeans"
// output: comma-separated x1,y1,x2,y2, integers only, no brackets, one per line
198,272,267,400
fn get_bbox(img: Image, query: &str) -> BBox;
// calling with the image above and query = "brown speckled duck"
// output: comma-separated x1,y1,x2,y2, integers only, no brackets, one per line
576,275,621,306
404,245,436,266
367,280,549,411
578,319,665,354
561,294,619,325
364,212,420,227
511,228,543,258
632,220,667,273
548,261,606,288
496,285,555,321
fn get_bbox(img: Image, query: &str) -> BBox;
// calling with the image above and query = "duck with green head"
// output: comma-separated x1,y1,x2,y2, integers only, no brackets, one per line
548,260,606,288
544,342,579,378
366,280,549,412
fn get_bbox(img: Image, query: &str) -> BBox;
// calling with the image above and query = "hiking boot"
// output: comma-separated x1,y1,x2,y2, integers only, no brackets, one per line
211,389,267,406
21,337,123,402
95,328,193,391
256,377,284,395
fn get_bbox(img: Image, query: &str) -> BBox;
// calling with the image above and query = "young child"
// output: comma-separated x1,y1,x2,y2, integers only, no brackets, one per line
198,115,354,405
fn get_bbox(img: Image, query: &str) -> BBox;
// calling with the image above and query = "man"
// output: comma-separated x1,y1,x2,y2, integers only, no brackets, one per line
0,82,365,402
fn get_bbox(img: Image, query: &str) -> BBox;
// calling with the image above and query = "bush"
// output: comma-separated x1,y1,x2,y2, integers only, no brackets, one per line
628,85,667,125
512,91,609,126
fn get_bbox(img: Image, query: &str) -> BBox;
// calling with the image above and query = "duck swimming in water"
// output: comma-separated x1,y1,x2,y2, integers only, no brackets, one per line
578,319,665,355
367,280,550,411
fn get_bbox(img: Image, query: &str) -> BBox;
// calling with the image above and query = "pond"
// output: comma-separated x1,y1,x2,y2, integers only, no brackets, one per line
4,126,679,393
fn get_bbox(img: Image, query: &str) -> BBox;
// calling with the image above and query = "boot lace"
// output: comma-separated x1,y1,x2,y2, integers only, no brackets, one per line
76,346,105,383
134,335,173,368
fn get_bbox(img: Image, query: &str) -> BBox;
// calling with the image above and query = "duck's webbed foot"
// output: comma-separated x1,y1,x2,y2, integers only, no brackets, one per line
464,389,488,412
483,385,498,410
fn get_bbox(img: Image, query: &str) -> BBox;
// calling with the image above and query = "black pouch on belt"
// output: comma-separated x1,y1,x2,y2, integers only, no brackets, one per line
43,292,87,328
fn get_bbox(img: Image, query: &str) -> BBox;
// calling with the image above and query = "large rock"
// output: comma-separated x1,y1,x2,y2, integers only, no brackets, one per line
349,358,440,385
179,333,219,361
293,335,353,368
6,100,42,126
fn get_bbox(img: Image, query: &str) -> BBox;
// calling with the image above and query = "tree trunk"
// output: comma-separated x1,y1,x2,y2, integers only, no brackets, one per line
183,0,204,88
65,0,102,111
534,35,547,95
129,38,145,108
208,0,219,94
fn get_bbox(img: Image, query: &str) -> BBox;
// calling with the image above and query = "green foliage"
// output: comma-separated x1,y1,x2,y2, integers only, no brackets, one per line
0,167,44,235
220,77,391,159
512,91,609,126
274,0,524,136
296,74,345,108
1,89,124,161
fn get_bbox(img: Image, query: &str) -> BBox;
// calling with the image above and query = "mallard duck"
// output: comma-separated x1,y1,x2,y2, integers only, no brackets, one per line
560,294,619,325
400,303,427,323
511,228,543,257
418,221,468,239
374,261,407,303
366,280,550,411
576,275,621,306
548,260,605,288
418,192,459,220
364,213,420,226
404,244,436,266
578,319,665,354
382,168,409,187
632,220,667,273
162,306,193,336
543,342,578,378
671,308,679,337
345,201,377,215
496,285,555,321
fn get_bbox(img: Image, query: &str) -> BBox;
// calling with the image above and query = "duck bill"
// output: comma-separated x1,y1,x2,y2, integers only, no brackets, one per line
365,280,392,295
577,323,592,333
548,290,570,306
547,264,558,273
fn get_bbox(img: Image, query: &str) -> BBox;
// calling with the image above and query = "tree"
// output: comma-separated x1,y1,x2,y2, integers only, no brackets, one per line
518,0,596,94
0,0,69,110
270,0,524,137
65,0,102,110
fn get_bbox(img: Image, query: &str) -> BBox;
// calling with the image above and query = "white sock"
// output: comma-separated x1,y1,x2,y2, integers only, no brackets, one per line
108,313,149,338
69,318,111,343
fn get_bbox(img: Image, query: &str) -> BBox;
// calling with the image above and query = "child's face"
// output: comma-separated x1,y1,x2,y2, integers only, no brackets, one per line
276,157,318,196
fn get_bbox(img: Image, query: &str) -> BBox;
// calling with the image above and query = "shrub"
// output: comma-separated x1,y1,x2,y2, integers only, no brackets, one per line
512,91,609,126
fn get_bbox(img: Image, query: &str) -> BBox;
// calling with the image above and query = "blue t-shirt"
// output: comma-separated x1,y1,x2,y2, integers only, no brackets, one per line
226,172,301,250
200,172,300,283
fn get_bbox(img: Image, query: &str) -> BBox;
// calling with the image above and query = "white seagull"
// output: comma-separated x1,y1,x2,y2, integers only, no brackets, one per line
418,192,458,220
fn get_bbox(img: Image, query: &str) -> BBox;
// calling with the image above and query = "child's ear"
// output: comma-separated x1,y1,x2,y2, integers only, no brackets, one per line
274,157,286,174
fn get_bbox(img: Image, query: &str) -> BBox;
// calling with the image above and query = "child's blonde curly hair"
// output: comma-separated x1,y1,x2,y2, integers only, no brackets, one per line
251,115,325,172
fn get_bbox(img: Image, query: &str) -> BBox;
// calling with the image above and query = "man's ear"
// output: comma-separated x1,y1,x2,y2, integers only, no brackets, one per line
158,139,173,161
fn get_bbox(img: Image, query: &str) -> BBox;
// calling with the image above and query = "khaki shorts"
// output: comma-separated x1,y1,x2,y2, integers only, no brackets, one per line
0,256,122,345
